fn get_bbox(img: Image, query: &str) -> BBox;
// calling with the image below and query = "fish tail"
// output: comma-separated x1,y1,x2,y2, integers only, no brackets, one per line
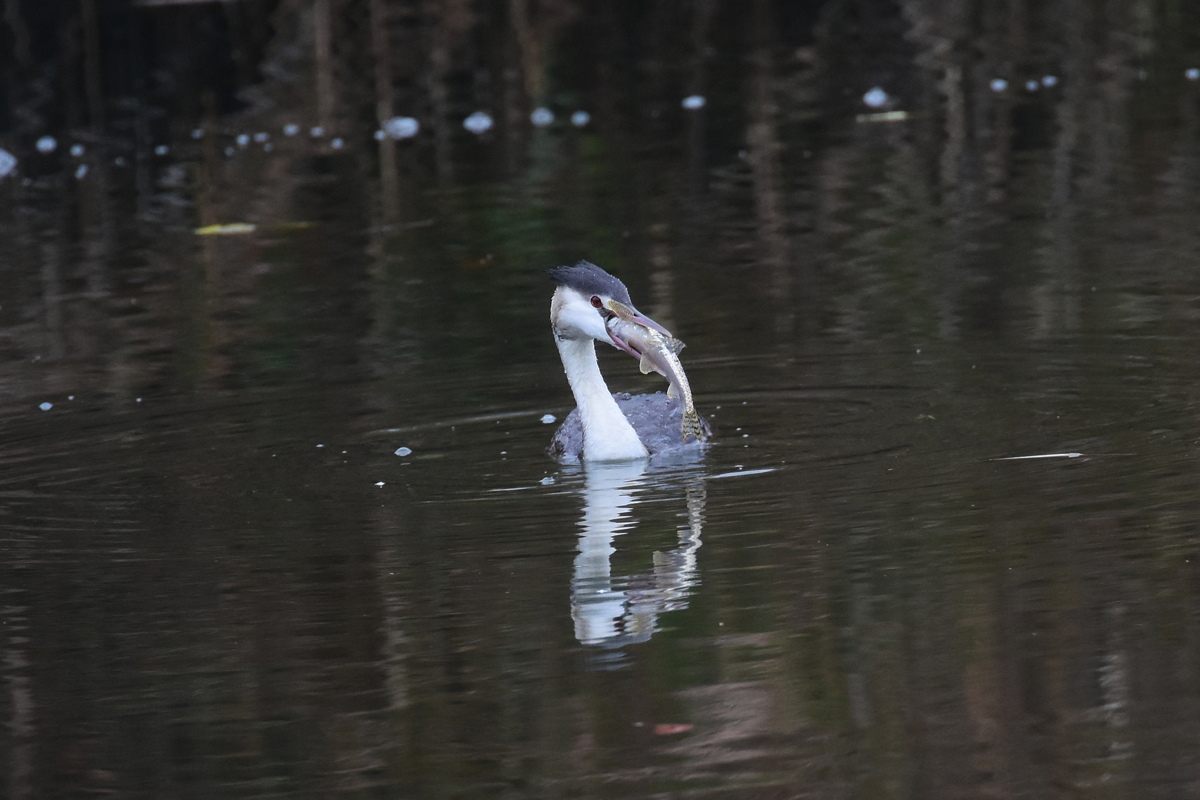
681,409,706,442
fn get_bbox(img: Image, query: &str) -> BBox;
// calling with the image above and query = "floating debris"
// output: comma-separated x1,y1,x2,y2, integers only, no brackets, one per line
570,110,591,127
74,164,88,180
990,78,1008,92
862,86,889,108
0,149,16,179
540,413,556,424
463,111,494,134
382,116,419,139
70,143,85,157
681,94,706,110
36,136,57,154
283,123,300,136
39,402,52,411
540,476,555,485
856,110,909,123
530,106,554,127
1041,74,1058,88
195,222,257,236
394,446,412,456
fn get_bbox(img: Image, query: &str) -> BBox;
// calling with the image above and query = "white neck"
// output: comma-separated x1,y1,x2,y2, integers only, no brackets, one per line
556,337,648,461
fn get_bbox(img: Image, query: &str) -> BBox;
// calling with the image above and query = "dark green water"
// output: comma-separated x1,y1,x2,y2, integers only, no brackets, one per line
3,1,1200,797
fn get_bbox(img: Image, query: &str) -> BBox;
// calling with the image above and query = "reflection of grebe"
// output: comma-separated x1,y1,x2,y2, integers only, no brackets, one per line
547,261,709,463
570,462,706,650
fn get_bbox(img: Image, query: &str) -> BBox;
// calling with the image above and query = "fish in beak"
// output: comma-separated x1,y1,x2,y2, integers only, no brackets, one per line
604,300,674,359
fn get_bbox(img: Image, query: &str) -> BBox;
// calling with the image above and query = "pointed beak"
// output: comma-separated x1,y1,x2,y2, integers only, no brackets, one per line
605,300,672,358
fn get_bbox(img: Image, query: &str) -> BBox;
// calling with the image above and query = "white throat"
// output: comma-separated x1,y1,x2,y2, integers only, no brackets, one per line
556,336,649,461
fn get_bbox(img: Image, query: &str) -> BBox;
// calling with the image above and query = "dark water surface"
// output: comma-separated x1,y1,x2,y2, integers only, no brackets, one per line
4,1,1200,797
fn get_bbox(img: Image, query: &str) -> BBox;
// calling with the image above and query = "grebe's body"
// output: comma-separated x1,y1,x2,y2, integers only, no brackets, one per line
547,261,710,463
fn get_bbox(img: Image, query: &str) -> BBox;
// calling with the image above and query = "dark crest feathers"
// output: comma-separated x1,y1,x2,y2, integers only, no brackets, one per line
547,260,632,304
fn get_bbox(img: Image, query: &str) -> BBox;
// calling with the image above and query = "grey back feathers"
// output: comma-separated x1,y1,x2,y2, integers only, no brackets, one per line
548,261,632,305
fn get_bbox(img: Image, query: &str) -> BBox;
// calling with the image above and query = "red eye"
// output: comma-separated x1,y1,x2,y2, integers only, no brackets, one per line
590,296,603,308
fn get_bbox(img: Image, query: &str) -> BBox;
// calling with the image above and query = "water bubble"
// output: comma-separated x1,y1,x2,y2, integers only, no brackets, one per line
570,110,591,127
463,111,494,134
1187,68,1200,81
1025,79,1040,92
263,142,273,152
540,476,555,485
36,136,57,154
374,129,386,141
540,414,556,424
224,146,235,157
383,115,420,139
113,156,125,166
154,144,169,156
331,137,344,149
70,143,85,157
530,106,554,127
191,128,204,139
989,78,1008,92
862,87,889,108
253,131,269,143
283,123,300,136
1041,74,1058,88
681,94,707,110
0,149,16,179
74,164,88,180
394,446,412,456
39,402,52,411
310,126,325,138
236,133,250,147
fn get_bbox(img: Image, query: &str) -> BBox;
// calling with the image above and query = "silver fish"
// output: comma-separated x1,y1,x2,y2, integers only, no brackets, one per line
606,312,706,443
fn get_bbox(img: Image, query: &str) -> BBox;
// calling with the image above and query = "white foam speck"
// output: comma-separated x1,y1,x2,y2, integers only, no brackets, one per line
682,94,706,110
862,87,888,108
541,414,556,424
375,481,385,487
530,107,554,127
70,143,85,157
990,78,1008,92
283,123,300,136
39,402,52,411
540,476,555,485
75,164,88,180
0,149,15,179
1041,74,1058,88
36,136,57,154
395,446,412,456
570,110,591,127
463,111,494,134
383,116,420,139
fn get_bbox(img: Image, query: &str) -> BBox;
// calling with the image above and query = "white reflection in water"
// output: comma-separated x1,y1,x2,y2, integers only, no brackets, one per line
570,462,705,651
